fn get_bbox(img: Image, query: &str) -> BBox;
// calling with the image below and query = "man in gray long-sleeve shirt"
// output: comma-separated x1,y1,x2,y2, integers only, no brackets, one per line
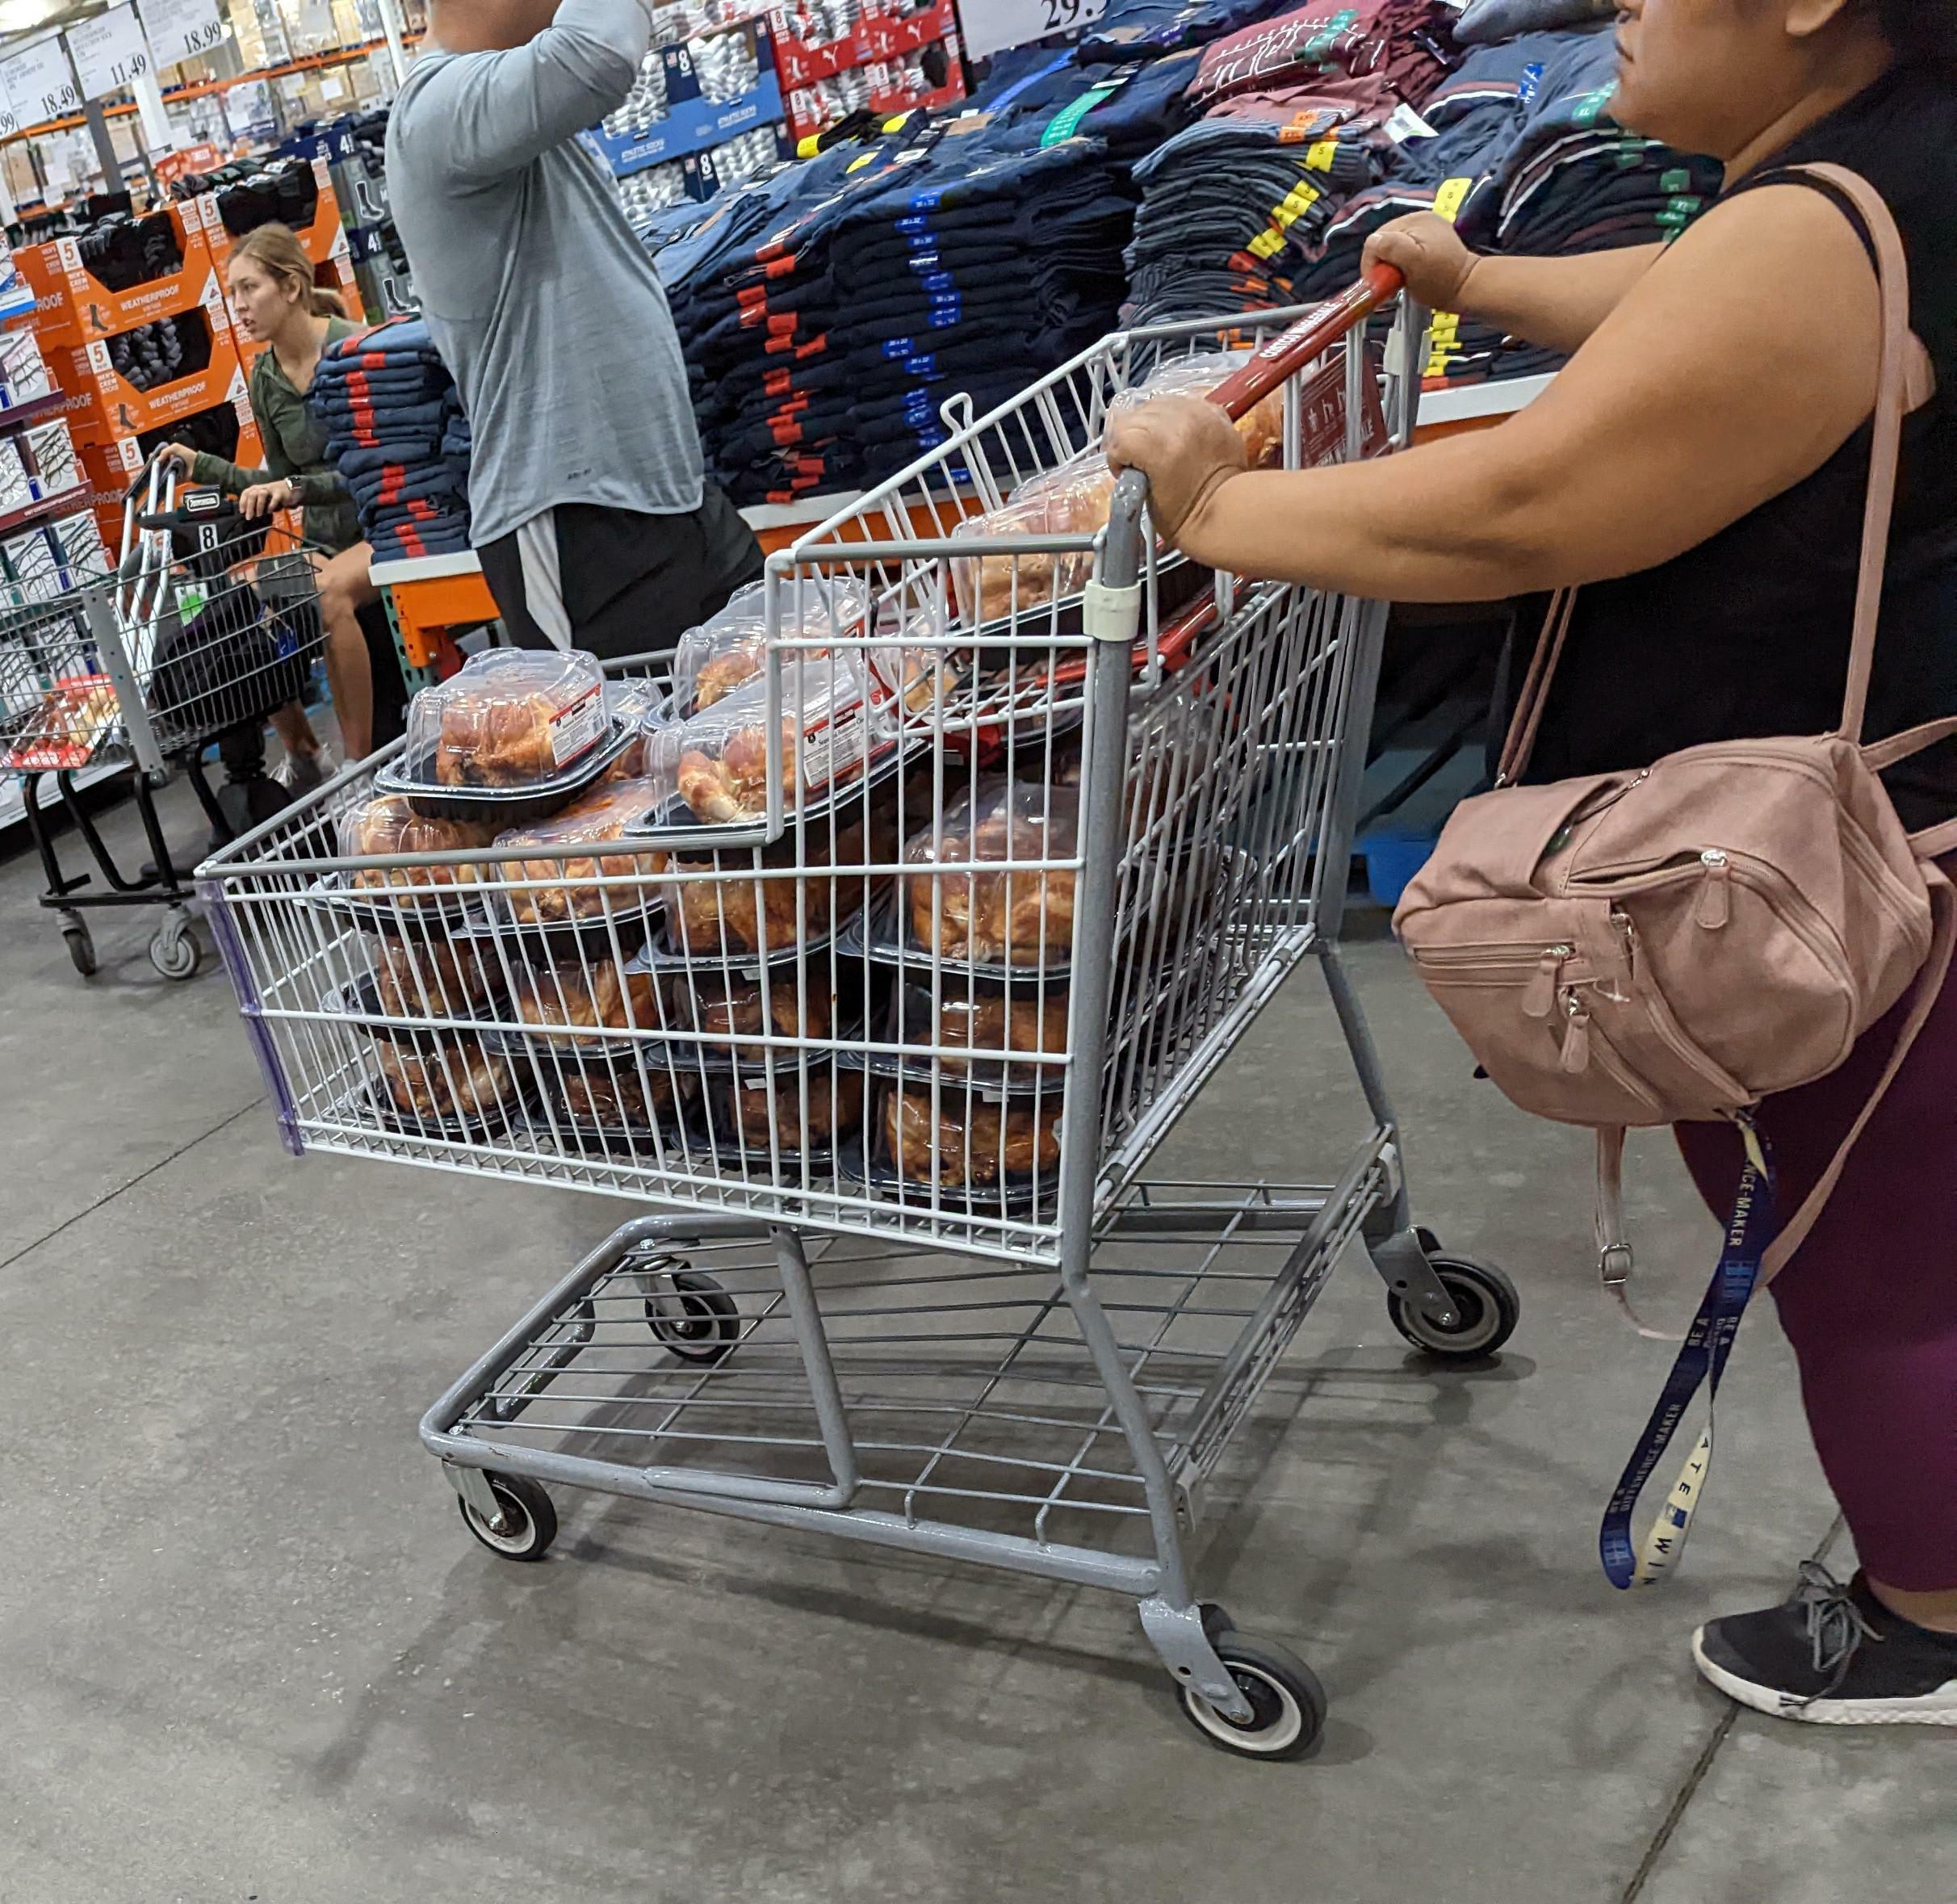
387,0,761,656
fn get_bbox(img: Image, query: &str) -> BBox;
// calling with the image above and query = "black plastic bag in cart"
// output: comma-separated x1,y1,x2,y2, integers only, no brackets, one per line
145,511,318,744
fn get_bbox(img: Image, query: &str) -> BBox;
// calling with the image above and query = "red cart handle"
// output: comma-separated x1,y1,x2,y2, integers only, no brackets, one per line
1203,262,1404,422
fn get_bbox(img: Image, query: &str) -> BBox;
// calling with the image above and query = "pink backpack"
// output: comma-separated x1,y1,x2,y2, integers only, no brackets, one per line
1392,166,1955,1585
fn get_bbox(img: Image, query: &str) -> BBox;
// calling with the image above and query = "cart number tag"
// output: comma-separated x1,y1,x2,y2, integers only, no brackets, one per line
549,684,606,767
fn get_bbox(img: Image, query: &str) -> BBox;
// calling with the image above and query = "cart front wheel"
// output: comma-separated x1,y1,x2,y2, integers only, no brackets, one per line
646,1270,740,1363
61,912,96,977
1179,1633,1326,1761
1388,1253,1519,1360
458,1474,557,1562
149,909,201,982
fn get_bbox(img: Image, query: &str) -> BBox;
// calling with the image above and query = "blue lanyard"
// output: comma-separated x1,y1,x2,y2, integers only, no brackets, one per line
1599,1119,1777,1590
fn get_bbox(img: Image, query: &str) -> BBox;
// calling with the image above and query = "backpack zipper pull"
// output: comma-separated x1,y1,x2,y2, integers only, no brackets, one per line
1695,849,1731,929
1560,994,1592,1073
1523,944,1572,1020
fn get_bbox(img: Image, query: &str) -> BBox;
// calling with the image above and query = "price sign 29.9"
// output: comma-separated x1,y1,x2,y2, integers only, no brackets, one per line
958,0,1110,61
0,36,81,127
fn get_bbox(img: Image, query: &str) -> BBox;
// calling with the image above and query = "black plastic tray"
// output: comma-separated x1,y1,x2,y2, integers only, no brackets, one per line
325,970,509,1051
836,1134,1060,1216
305,869,488,940
375,718,638,827
345,1069,536,1143
473,881,667,961
626,732,926,848
845,896,1079,984
960,552,1209,662
681,1066,865,1172
845,992,1071,1094
520,1063,696,1156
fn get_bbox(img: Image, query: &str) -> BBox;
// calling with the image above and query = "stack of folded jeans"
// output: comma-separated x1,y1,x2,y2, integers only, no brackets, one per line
308,317,472,560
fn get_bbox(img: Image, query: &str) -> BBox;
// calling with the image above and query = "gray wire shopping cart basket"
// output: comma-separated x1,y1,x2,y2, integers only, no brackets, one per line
0,459,330,979
196,273,1519,1759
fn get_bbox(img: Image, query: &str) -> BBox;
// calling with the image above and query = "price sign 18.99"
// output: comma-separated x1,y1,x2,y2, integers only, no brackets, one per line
137,0,231,69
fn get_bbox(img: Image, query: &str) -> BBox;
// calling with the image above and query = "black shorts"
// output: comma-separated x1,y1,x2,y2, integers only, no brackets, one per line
478,488,764,662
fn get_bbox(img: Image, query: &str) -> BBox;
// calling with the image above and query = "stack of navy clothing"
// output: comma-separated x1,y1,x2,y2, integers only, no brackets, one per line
1125,88,1389,328
1105,1,1457,330
308,317,472,561
1290,26,1719,387
1290,27,1586,304
656,123,1139,505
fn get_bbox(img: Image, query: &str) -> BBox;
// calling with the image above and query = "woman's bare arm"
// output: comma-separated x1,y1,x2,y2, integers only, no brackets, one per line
1364,213,1662,355
1112,187,1882,605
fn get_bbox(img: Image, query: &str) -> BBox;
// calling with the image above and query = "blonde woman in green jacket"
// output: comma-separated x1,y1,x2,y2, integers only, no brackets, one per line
161,223,382,764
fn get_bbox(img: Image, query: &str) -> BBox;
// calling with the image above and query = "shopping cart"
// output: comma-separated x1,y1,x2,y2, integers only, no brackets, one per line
0,459,329,979
198,272,1519,1759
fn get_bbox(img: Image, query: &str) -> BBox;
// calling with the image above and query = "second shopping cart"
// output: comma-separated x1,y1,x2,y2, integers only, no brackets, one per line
0,459,333,978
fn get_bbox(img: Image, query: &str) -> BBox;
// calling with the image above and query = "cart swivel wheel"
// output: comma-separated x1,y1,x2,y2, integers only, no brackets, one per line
149,908,202,982
1388,1252,1520,1360
645,1269,741,1363
60,912,97,978
1178,1631,1327,1761
458,1474,558,1562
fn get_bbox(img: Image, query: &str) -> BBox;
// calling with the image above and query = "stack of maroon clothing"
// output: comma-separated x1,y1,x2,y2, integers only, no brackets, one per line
1188,0,1456,113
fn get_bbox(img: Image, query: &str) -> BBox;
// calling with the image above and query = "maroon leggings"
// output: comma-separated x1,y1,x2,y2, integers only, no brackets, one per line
1674,944,1957,1593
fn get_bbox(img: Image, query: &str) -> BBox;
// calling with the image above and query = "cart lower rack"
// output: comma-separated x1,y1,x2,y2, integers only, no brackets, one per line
199,279,1519,1759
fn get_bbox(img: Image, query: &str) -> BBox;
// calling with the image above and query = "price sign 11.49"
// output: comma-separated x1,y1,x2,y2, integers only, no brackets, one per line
67,5,154,103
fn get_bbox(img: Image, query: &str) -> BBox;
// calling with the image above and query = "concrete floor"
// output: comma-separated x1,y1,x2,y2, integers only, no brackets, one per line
0,776,1946,1904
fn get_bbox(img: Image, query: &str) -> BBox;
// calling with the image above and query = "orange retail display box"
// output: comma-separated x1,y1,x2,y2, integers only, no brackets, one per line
15,209,229,351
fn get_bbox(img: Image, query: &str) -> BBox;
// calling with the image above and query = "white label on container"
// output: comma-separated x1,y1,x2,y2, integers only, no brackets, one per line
798,704,871,792
549,683,607,767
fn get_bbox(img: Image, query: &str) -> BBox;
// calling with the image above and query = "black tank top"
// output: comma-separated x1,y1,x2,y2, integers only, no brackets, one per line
1521,61,1957,829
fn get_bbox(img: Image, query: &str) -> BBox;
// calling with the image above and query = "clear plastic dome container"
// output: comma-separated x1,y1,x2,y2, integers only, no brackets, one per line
671,573,871,718
903,775,1080,967
658,650,898,826
404,647,610,789
492,776,673,925
338,791,500,902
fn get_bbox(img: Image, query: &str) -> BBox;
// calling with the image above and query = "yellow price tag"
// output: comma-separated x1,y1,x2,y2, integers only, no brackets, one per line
1305,140,1338,174
1433,175,1473,224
